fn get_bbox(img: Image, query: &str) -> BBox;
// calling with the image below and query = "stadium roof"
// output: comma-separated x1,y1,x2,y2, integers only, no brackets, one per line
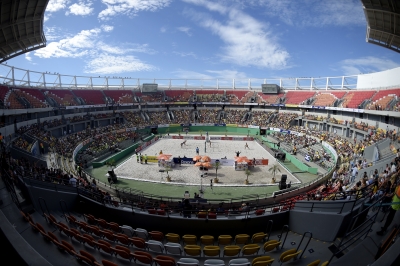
361,0,400,53
0,0,48,63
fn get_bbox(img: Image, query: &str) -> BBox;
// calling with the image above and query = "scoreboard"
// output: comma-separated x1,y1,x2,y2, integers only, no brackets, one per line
142,83,158,92
261,84,280,94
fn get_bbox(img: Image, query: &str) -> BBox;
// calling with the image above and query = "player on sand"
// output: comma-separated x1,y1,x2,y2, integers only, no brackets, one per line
245,142,249,149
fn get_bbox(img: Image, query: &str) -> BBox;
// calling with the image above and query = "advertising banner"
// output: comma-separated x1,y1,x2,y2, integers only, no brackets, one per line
210,158,235,166
248,125,259,129
158,124,170,128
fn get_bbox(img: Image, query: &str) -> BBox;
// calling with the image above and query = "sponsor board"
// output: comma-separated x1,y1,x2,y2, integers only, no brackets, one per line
226,124,237,127
248,125,259,129
158,124,170,128
126,127,137,132
210,159,234,166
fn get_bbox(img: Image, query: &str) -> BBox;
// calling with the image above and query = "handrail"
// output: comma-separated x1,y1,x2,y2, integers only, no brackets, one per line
37,197,50,222
328,195,383,263
278,225,290,250
265,220,273,241
297,231,313,259
59,200,70,224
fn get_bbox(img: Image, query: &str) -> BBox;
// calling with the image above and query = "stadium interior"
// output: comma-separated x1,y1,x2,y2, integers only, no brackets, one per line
1,0,400,266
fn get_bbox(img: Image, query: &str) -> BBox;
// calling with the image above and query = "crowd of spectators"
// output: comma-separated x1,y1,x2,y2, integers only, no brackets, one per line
147,111,169,125
83,131,136,158
123,111,149,128
197,109,219,123
196,94,221,102
269,113,298,129
172,110,192,124
222,109,248,124
3,155,112,202
12,137,33,152
251,111,275,127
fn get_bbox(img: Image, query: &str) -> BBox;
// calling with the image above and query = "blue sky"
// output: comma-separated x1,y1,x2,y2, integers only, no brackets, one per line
5,0,400,80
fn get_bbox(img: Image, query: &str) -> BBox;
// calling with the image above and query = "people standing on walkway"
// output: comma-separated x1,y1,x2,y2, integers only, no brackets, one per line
377,182,400,235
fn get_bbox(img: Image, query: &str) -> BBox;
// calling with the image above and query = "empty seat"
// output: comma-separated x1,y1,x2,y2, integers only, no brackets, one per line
177,258,200,266
200,235,215,246
131,236,147,249
218,235,232,246
252,256,274,266
120,225,135,237
204,259,225,266
149,231,164,241
115,245,133,261
234,234,250,245
165,242,184,255
263,240,281,253
82,233,98,249
223,245,241,257
115,233,131,246
307,260,320,266
241,244,260,256
102,260,118,266
166,233,181,243
183,234,197,245
251,233,266,243
108,222,120,233
184,245,202,256
203,245,221,257
135,228,149,239
97,239,116,256
133,251,153,266
228,258,250,266
154,255,176,266
279,249,302,265
79,250,101,265
147,240,165,253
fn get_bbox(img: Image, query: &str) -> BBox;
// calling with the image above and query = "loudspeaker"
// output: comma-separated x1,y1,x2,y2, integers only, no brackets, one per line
279,182,287,190
280,174,287,184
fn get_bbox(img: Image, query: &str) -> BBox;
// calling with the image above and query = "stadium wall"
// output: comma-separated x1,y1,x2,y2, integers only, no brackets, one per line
357,67,400,89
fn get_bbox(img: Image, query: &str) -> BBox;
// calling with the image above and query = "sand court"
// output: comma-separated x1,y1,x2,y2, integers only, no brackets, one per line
114,135,299,186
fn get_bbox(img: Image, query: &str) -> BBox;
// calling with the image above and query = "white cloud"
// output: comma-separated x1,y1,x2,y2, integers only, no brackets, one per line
45,27,66,41
35,28,101,58
252,0,365,27
85,54,156,74
66,1,94,16
101,25,114,32
173,51,197,58
339,56,400,75
160,26,167,33
25,52,32,61
177,27,192,36
98,0,172,20
184,1,289,69
34,27,156,74
46,0,69,13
